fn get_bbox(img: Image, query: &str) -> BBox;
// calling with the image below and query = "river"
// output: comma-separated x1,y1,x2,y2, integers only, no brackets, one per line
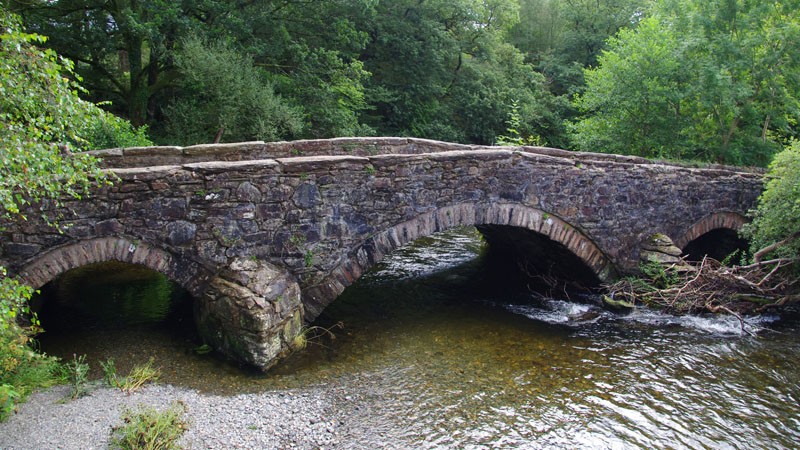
36,228,800,449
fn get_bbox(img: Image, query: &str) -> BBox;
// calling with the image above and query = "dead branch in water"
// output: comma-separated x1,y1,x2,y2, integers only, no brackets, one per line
604,256,799,317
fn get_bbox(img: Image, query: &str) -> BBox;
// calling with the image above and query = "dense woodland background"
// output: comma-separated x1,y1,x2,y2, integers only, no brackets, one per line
6,0,799,166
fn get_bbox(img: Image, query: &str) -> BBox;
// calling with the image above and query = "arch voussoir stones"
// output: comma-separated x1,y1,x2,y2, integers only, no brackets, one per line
675,212,748,250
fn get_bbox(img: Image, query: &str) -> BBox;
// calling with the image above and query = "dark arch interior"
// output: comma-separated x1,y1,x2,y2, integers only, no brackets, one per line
682,228,749,263
32,260,195,335
476,224,601,291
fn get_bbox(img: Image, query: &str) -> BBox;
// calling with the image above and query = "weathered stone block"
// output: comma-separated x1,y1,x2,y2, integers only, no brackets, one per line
94,219,123,236
196,259,302,370
166,221,197,246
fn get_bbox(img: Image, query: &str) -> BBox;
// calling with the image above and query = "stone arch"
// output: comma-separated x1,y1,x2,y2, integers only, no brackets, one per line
674,212,748,250
15,236,209,297
302,202,614,320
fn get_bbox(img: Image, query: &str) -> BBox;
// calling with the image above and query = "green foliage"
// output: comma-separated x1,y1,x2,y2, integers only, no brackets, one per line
497,100,545,146
0,9,144,421
0,320,62,421
9,0,376,139
161,36,303,145
304,250,315,268
7,0,195,126
12,0,796,159
0,384,19,420
0,269,34,330
101,358,119,388
0,251,60,423
639,260,681,289
362,0,563,145
279,46,374,138
82,115,152,150
109,402,189,450
742,141,800,260
572,18,688,158
101,357,161,394
572,0,800,166
0,10,110,218
62,354,90,399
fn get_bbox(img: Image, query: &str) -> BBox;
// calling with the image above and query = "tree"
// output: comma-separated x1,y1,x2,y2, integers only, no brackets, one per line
510,0,651,97
7,0,194,126
278,45,374,139
743,141,800,262
572,0,800,166
571,17,690,157
0,8,146,419
9,0,377,141
359,0,563,145
160,37,303,145
669,0,800,165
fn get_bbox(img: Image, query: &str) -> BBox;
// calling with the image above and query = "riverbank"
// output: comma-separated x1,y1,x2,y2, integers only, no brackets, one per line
0,383,350,449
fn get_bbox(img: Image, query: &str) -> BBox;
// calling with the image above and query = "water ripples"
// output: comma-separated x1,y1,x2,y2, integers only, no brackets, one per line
36,227,800,449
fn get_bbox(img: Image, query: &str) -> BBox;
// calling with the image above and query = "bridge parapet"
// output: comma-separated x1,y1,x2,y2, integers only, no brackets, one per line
88,137,760,173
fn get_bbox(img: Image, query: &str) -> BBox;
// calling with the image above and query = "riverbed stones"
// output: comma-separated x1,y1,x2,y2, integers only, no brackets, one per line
196,258,304,370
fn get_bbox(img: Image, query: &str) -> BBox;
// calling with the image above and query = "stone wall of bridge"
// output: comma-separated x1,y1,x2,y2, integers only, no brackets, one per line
0,139,764,370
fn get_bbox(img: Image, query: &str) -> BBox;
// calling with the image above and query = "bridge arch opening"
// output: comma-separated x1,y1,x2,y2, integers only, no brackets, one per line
676,212,749,262
33,260,194,337
476,224,602,289
16,237,208,296
682,229,749,262
17,237,211,372
304,203,613,320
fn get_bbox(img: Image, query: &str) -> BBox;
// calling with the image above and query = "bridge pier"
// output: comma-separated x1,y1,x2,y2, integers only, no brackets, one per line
195,258,304,371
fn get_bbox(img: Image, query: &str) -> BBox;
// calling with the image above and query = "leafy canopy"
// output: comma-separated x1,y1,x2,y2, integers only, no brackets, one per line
572,0,800,166
743,141,800,260
0,10,149,218
162,36,303,145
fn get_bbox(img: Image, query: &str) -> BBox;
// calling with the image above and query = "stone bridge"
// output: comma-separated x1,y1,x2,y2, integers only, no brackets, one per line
0,138,763,370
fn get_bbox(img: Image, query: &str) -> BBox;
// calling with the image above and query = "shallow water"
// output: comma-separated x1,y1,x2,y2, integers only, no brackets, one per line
36,228,800,449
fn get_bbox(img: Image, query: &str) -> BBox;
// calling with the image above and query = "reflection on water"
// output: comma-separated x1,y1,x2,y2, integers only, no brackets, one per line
36,228,800,449
35,261,191,331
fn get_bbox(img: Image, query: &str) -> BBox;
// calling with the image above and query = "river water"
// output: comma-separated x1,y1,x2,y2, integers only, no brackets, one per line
36,228,800,449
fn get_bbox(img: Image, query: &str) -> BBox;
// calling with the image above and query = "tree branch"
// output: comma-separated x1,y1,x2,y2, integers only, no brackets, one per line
753,231,800,263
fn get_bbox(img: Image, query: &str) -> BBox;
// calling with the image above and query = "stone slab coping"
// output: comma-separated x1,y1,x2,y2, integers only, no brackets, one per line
86,137,764,176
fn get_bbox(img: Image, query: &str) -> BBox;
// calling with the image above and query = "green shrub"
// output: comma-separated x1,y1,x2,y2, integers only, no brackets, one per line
0,324,62,421
109,402,189,450
81,113,152,150
743,141,800,261
0,384,19,421
62,354,90,399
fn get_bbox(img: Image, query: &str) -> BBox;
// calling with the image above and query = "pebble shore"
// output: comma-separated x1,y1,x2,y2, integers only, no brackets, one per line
0,383,349,449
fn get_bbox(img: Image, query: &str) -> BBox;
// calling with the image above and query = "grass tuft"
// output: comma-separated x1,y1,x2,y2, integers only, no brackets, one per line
109,401,189,450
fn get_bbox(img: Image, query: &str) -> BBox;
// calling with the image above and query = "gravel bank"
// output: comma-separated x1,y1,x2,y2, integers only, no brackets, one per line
0,383,346,449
